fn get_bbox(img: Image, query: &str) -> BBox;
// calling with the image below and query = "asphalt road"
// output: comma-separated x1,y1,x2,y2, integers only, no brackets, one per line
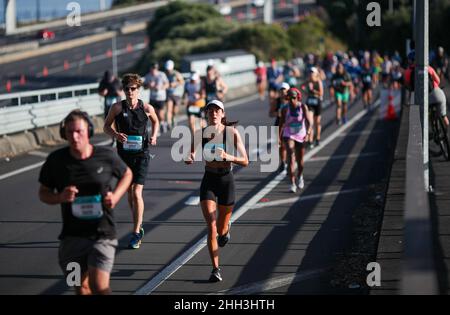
0,88,397,295
0,30,147,95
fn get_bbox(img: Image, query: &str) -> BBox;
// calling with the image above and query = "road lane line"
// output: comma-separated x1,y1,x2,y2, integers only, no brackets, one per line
0,139,113,181
134,100,378,295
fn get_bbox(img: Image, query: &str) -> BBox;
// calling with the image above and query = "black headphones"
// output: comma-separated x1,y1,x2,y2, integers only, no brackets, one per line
59,110,94,139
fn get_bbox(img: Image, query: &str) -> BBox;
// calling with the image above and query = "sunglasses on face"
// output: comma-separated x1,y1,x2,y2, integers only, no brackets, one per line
125,86,138,92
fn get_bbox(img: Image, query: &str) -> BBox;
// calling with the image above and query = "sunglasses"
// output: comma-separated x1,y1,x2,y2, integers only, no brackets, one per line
125,86,138,92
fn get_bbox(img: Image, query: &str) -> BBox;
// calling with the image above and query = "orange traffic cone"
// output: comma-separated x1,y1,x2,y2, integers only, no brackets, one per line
106,49,113,58
64,60,70,70
85,54,91,64
126,43,133,53
385,94,397,121
42,66,48,77
6,80,12,92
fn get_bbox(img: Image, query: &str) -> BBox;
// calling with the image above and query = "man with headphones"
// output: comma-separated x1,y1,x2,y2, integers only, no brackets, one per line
38,110,133,295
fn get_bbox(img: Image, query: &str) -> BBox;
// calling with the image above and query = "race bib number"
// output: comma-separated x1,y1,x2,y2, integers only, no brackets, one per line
123,135,143,151
307,97,319,106
289,122,303,134
203,143,225,161
71,195,103,220
188,106,201,114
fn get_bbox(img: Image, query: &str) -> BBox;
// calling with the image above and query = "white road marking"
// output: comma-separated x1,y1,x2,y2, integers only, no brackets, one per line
134,100,377,295
307,152,379,163
0,161,45,181
0,139,114,181
210,268,328,295
28,151,49,158
251,188,363,209
184,196,200,206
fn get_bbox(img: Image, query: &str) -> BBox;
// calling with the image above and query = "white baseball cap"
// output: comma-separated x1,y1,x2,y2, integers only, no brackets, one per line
280,82,290,90
309,67,319,74
190,72,200,81
165,60,174,70
205,100,224,111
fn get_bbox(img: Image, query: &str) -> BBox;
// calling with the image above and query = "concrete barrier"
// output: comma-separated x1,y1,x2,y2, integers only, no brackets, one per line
0,132,39,158
33,126,64,146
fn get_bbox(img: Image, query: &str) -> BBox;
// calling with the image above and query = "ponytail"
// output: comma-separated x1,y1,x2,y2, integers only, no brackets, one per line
221,116,238,126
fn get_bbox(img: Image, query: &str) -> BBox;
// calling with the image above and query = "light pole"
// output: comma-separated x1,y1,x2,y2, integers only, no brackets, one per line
414,0,429,191
112,34,118,77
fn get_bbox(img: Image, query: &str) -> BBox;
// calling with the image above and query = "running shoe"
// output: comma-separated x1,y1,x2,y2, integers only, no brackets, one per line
209,268,223,282
218,222,231,247
290,183,297,193
342,116,347,124
297,175,305,190
139,225,145,237
315,139,320,147
128,232,143,249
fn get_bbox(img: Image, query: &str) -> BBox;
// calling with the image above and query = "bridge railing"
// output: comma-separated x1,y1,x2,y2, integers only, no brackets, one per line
0,69,256,136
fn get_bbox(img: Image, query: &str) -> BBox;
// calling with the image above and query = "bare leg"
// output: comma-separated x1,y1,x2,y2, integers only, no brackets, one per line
88,267,112,295
201,200,219,269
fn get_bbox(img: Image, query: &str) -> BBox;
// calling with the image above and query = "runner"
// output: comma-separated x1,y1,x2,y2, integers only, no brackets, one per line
39,110,133,295
164,60,185,129
185,100,249,282
330,63,353,125
184,72,206,134
405,51,449,127
390,61,404,90
103,73,160,249
269,82,290,172
254,61,267,101
144,63,170,134
279,88,313,193
202,65,228,104
267,59,284,108
98,70,123,118
305,67,324,148
360,61,375,110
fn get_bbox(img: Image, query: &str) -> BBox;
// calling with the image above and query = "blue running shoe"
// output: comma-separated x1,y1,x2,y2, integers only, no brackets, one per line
128,232,143,249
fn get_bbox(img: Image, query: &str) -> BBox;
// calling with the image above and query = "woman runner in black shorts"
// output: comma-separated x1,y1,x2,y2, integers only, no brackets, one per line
185,100,249,282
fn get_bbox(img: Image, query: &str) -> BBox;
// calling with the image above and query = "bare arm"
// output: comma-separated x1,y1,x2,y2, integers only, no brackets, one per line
144,103,160,145
39,185,78,205
103,102,127,143
103,167,132,209
185,129,202,164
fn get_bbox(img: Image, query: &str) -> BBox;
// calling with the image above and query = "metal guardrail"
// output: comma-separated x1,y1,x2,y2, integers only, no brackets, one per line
401,96,438,294
0,69,256,136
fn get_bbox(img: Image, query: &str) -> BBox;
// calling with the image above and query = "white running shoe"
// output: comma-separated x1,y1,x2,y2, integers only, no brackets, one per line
290,183,297,193
297,175,305,190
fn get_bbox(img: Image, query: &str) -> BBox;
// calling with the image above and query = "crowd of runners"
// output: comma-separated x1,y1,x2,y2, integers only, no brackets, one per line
38,46,449,294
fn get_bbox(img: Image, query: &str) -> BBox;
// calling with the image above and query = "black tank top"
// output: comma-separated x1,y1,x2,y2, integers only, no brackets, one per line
115,99,149,155
202,127,227,161
308,81,320,97
204,78,218,102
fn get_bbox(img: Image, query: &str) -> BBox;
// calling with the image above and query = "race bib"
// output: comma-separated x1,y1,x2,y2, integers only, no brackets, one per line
105,97,117,107
203,143,225,161
307,97,319,106
207,93,216,101
188,106,201,114
123,135,143,151
71,195,103,220
363,75,372,83
289,122,303,134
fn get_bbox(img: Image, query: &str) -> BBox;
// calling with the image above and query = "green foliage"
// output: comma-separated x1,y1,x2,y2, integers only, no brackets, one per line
148,1,221,46
224,23,292,61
